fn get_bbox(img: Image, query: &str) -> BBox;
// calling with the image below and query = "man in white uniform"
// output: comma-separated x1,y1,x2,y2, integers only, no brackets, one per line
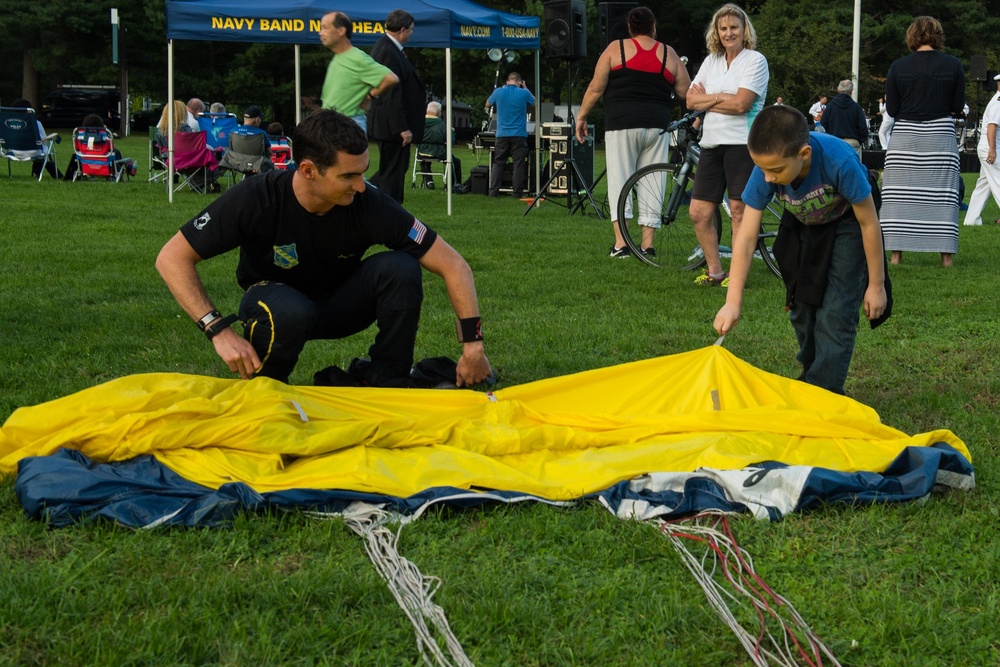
963,74,1000,226
808,95,827,132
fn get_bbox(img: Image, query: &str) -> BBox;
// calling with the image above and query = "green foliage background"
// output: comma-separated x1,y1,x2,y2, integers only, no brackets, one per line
4,0,1000,132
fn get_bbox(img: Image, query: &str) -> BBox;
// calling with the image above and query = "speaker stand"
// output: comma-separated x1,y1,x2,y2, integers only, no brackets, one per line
570,167,607,216
522,61,603,219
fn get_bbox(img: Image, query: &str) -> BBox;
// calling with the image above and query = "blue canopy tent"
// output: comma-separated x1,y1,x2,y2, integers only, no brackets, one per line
164,0,542,210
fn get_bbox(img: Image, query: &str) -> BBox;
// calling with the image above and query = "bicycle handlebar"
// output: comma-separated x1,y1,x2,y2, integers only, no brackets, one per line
665,110,706,134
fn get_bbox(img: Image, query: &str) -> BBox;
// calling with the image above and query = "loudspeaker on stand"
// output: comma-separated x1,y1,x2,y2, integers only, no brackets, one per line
544,0,587,60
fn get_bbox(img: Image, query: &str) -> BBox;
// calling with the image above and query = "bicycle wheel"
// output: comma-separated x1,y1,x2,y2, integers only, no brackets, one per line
616,163,721,269
756,202,782,278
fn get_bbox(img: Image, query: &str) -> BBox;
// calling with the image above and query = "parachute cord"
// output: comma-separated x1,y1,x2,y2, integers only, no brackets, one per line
659,512,842,667
343,509,475,667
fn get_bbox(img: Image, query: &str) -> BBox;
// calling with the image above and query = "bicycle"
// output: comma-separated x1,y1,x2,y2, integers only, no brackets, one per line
615,110,782,277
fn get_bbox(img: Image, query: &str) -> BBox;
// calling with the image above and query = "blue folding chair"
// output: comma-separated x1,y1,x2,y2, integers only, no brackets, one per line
0,106,61,181
196,112,238,155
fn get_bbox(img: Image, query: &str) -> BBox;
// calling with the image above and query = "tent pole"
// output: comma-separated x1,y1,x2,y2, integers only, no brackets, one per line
446,48,453,216
295,44,302,126
534,50,540,198
168,39,174,203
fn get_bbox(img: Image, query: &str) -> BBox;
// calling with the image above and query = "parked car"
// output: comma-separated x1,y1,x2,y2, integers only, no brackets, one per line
38,86,121,131
130,104,164,132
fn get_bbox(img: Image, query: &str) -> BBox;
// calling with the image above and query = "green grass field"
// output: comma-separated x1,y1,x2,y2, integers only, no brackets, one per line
1,133,998,666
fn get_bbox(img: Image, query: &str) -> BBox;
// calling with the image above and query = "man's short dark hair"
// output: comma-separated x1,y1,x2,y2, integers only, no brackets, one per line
748,106,811,158
292,110,368,171
331,12,353,39
385,9,414,32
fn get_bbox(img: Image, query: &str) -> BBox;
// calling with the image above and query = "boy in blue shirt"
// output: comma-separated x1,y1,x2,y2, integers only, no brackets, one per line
713,105,890,395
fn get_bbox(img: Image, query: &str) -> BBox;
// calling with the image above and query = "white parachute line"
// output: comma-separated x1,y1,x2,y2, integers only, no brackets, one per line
659,512,842,667
341,510,475,667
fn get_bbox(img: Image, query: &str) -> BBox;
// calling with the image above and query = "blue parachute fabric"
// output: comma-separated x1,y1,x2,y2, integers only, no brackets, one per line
597,442,974,522
15,449,571,528
14,443,973,529
15,450,264,528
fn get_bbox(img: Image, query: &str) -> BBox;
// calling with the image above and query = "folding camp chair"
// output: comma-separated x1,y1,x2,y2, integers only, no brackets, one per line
411,146,451,189
171,131,219,194
70,126,135,182
269,135,293,171
0,106,61,181
218,131,272,182
148,127,168,183
197,112,239,156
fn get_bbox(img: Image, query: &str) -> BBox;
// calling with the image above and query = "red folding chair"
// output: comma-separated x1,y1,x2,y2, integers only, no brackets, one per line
270,138,293,171
71,127,134,182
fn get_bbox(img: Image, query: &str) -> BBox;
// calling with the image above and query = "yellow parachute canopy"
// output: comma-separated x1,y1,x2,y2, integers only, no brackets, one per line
0,346,969,500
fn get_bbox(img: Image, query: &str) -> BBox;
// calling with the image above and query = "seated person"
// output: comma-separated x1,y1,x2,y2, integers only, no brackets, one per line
156,100,193,149
267,122,287,142
185,98,205,131
265,122,294,170
417,101,464,192
63,113,124,180
157,100,220,192
221,105,274,175
10,98,61,180
233,106,272,146
209,102,227,114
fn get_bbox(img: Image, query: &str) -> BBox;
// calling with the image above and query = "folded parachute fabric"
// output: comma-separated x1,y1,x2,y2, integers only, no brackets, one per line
0,347,974,527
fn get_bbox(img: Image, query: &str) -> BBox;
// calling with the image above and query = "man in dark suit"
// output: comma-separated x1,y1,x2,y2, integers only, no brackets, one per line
367,9,427,204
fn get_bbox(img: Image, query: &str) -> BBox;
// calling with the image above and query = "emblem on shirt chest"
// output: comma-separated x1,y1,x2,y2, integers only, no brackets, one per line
273,243,299,269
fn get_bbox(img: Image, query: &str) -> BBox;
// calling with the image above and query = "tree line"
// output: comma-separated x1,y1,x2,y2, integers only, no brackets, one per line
2,0,997,133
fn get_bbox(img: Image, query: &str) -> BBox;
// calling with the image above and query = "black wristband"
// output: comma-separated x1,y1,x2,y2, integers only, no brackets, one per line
205,314,239,341
456,317,483,343
197,309,222,332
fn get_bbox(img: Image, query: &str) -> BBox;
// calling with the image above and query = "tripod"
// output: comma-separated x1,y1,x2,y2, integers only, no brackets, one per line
522,60,603,219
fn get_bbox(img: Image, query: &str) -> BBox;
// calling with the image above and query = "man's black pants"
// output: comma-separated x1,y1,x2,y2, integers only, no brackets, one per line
370,139,410,204
239,251,423,384
489,136,528,196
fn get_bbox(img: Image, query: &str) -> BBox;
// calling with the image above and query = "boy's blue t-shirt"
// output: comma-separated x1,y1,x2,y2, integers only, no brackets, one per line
742,132,871,226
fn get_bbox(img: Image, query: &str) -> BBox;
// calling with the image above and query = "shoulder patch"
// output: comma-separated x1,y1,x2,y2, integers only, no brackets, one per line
193,212,211,230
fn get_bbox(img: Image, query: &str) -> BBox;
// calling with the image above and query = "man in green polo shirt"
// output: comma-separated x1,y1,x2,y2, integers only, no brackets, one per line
319,11,399,134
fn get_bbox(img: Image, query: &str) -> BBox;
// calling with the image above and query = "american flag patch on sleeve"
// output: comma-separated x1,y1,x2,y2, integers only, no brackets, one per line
408,218,428,244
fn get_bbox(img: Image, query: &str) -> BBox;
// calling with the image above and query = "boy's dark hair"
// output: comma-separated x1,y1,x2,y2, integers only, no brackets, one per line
292,110,368,171
385,9,414,32
748,106,811,158
267,121,284,136
82,114,105,127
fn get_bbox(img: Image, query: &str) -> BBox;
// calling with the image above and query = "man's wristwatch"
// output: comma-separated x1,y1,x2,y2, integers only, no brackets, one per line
368,90,380,100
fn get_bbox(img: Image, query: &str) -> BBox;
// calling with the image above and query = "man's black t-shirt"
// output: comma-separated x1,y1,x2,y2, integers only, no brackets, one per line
180,171,438,299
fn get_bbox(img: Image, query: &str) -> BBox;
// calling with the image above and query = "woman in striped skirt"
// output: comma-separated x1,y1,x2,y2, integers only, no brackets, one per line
881,16,965,267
